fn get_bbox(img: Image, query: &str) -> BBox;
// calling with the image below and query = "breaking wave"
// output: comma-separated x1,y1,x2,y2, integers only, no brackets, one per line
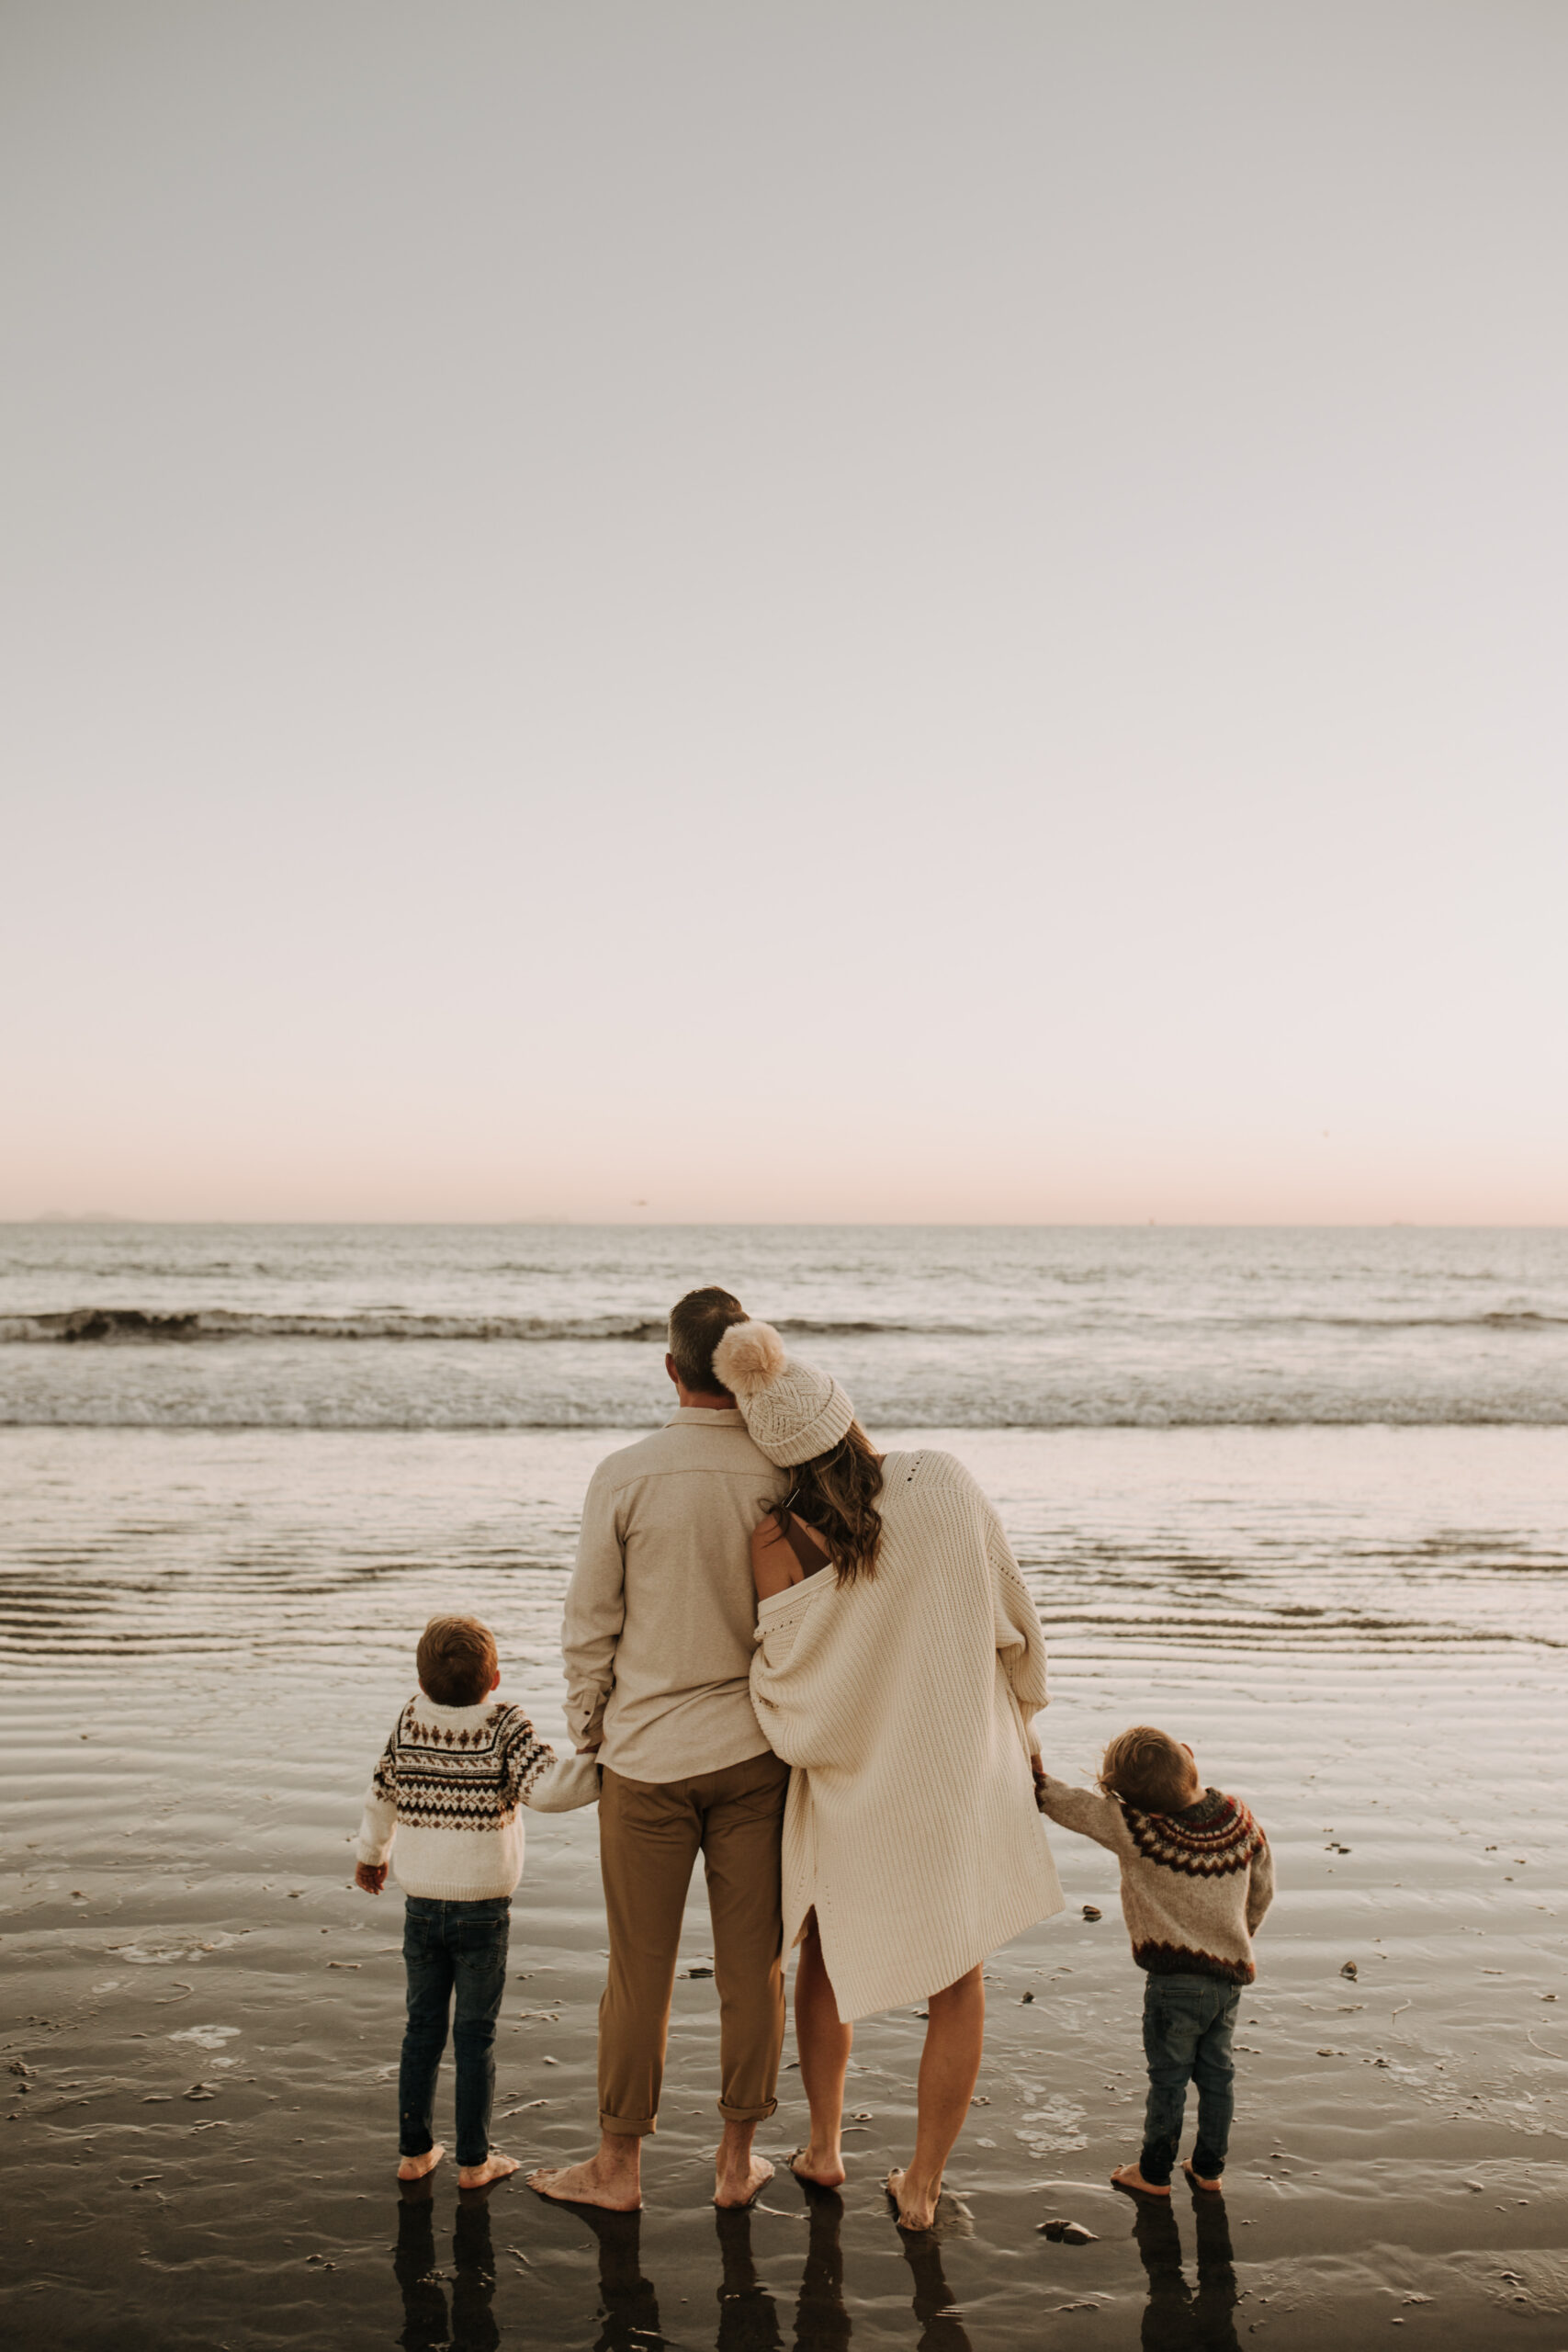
2,1306,1564,1346
0,1307,670,1344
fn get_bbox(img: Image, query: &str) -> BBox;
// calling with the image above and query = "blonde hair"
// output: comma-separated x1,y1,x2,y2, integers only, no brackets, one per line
417,1615,498,1707
1099,1725,1195,1813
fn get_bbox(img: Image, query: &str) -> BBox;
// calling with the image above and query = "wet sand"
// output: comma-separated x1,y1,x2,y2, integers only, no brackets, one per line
3,1425,1566,2347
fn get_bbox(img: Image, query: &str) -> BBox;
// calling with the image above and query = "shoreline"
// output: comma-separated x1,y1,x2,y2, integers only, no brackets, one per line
6,1657,1563,2346
3,1422,1565,2346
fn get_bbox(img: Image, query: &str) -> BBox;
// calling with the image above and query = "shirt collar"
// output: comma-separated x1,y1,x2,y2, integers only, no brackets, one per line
666,1406,745,1426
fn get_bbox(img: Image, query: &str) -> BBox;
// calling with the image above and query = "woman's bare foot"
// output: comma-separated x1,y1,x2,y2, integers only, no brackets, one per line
527,2143,642,2212
790,2143,848,2190
1182,2159,1224,2192
398,2144,445,2181
1111,2163,1170,2199
715,2149,774,2209
458,2152,519,2189
886,2166,942,2230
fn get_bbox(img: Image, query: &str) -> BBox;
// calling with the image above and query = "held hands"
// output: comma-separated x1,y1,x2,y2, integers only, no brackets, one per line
355,1860,388,1895
1030,1750,1047,1804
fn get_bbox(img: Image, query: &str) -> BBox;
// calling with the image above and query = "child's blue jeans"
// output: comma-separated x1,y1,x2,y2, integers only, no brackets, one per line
1139,1971,1241,2187
399,1894,511,2169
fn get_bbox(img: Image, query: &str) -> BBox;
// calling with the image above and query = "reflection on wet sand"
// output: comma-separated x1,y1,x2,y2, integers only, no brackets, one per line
1129,2189,1241,2352
898,2213,976,2352
491,2188,979,2352
716,2206,781,2351
794,2188,852,2352
571,2207,666,2352
395,2177,500,2352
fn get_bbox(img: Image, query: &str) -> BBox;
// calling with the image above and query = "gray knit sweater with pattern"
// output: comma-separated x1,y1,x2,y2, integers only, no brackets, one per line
1036,1775,1273,1985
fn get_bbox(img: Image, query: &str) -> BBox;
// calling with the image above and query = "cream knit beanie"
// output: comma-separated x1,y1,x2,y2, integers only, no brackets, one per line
712,1320,856,1467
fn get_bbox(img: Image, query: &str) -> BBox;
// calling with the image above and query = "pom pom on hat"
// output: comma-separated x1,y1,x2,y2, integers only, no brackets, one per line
712,1319,788,1400
713,1318,856,1467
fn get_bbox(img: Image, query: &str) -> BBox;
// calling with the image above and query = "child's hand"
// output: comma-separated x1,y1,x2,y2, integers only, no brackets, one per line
1030,1750,1046,1794
355,1861,388,1895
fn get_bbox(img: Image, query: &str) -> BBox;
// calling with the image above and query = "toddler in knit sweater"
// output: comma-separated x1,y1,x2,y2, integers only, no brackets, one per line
353,1614,596,2188
1034,1724,1272,2198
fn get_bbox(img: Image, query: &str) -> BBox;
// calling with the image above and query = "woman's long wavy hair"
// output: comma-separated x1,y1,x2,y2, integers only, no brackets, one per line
773,1419,885,1584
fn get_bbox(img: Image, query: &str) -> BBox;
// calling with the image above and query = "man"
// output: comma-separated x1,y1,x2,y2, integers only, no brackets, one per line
528,1286,790,2212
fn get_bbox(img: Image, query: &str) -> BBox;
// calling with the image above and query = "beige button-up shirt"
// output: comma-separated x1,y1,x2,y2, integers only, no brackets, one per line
562,1408,789,1782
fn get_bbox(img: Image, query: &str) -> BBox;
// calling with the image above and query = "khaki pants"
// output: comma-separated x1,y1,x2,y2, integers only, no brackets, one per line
597,1748,788,2137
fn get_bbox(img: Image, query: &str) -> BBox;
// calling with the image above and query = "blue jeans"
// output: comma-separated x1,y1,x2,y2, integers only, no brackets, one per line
1139,1971,1240,2188
399,1895,511,2168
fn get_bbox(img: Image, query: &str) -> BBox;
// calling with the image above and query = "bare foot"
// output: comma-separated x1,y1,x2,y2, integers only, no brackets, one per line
1111,2163,1170,2199
715,2149,773,2209
1182,2159,1224,2192
398,2144,445,2181
886,2166,941,2230
527,2155,642,2211
790,2144,848,2191
458,2152,520,2189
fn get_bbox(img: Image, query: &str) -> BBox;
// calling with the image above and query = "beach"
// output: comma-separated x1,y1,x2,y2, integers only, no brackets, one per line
3,1418,1565,2348
3,1228,1566,2346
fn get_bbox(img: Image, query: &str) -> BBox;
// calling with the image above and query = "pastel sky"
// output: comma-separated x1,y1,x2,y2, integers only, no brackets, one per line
5,2,1565,1224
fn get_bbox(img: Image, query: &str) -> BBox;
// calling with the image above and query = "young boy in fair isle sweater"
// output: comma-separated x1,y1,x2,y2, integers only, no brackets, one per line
1034,1726,1272,2198
354,1614,596,2188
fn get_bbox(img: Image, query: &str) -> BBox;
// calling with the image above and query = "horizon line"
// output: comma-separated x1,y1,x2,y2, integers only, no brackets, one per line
6,1216,1566,1234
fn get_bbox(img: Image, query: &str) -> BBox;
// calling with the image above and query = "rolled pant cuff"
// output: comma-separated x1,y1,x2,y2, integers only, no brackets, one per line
718,2098,778,2123
600,2111,657,2138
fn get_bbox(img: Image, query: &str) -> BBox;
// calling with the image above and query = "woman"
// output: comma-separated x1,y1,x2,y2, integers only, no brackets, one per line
712,1319,1064,2230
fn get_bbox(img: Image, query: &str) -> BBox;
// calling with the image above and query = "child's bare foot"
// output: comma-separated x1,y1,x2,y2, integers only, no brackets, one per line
1182,2159,1224,2192
790,2143,848,2190
886,2166,941,2229
458,2152,519,2189
1111,2163,1170,2199
528,2153,641,2211
714,2147,773,2209
398,2144,445,2181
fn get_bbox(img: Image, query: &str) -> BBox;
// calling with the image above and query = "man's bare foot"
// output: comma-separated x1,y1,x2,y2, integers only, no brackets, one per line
527,2155,642,2211
886,2166,941,2230
1111,2163,1171,2199
715,2149,773,2209
1182,2159,1224,2192
398,2144,445,2181
458,2152,519,2189
790,2144,848,2191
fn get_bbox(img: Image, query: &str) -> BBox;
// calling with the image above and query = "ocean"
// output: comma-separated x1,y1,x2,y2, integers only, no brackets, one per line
2,1225,1564,2349
4,1220,1567,1430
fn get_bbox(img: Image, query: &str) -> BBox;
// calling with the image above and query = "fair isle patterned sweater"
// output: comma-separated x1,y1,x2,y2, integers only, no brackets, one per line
1036,1775,1273,1985
355,1695,598,1902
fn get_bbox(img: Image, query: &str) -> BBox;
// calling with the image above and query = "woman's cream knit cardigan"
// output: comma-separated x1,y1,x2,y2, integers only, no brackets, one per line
750,1448,1064,2021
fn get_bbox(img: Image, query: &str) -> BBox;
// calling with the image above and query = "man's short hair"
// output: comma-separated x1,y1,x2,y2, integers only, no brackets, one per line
417,1614,499,1707
1098,1725,1193,1813
668,1286,747,1395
